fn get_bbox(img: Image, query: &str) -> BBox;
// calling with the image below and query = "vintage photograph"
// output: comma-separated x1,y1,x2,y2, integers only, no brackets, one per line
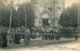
0,0,80,51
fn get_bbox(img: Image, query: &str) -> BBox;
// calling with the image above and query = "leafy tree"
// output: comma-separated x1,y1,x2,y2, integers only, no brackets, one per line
18,3,35,28
0,2,36,28
0,1,10,27
60,3,79,35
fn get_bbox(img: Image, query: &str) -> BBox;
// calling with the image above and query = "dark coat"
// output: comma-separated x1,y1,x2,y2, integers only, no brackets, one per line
0,31,7,48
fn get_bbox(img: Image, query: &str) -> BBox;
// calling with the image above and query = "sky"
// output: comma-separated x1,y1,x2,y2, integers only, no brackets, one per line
65,0,79,8
11,0,80,8
2,0,80,8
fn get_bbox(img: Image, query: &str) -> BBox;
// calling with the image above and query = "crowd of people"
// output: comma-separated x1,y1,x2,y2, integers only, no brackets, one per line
0,26,79,48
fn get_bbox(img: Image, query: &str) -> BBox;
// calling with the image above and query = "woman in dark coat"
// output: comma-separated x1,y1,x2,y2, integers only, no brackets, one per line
0,28,7,48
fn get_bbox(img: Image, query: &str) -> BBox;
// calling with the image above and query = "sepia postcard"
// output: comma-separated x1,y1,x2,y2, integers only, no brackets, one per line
0,0,80,51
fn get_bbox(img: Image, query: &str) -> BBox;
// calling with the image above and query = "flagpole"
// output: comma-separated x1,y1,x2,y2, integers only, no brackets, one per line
25,0,27,29
24,0,28,45
9,7,12,32
25,6,27,29
78,4,79,30
7,5,12,44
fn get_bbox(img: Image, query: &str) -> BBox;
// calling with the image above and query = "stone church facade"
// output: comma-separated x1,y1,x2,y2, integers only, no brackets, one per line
31,0,64,31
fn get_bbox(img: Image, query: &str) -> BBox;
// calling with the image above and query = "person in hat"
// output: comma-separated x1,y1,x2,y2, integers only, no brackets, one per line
0,28,7,48
24,28,30,45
